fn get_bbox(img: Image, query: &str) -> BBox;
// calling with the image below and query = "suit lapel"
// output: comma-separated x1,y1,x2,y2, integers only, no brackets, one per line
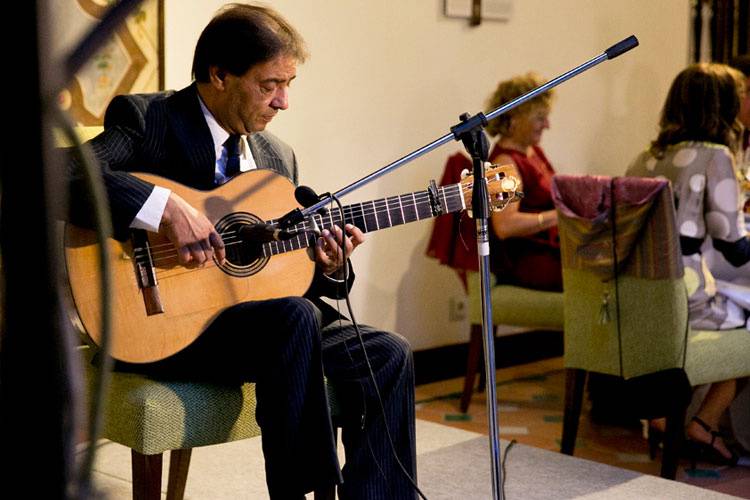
248,133,288,178
166,84,217,188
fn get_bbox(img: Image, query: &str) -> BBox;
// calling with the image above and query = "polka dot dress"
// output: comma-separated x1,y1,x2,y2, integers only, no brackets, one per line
627,141,747,330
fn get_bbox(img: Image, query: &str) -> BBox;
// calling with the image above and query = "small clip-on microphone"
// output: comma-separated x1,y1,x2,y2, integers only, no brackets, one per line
277,185,329,229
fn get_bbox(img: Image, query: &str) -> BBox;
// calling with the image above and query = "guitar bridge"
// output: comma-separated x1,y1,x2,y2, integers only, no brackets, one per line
131,230,164,316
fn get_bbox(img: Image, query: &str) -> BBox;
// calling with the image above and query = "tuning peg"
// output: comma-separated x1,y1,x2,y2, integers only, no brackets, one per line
460,168,470,179
500,176,519,193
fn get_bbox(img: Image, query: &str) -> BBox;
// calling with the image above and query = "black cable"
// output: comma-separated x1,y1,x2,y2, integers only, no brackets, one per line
501,439,516,496
52,108,114,500
609,179,625,379
326,194,428,500
49,1,143,496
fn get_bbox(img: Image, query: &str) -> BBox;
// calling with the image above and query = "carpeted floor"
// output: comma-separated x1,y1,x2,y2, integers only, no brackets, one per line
414,356,750,499
88,418,743,499
86,356,749,498
419,436,740,499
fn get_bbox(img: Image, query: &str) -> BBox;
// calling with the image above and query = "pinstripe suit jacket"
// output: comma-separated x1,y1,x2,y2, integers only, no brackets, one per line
68,83,351,302
69,83,298,240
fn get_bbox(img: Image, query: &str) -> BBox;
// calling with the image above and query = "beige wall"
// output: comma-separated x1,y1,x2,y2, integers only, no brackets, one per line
164,0,690,350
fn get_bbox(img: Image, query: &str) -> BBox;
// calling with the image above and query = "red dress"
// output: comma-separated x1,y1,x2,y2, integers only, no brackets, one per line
489,144,562,291
426,144,561,292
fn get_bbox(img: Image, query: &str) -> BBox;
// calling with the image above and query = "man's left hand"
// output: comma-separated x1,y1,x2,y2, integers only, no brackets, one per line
314,223,365,276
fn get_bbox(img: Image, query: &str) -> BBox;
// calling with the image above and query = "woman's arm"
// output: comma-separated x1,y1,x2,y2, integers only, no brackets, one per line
705,148,750,267
489,155,557,239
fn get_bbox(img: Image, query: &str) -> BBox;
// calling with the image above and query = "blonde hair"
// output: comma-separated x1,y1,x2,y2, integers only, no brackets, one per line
485,72,553,138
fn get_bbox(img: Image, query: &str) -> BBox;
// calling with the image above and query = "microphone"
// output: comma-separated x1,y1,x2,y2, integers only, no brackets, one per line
605,35,638,60
238,223,296,243
295,185,323,208
277,185,327,229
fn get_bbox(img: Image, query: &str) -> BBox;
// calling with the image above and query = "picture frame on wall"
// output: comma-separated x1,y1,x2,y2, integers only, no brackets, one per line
443,0,513,23
57,0,164,126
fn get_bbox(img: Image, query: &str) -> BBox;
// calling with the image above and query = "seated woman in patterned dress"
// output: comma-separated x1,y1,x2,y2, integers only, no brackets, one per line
626,62,748,466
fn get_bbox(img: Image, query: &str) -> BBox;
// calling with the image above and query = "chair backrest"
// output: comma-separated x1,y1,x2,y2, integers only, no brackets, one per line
552,174,689,379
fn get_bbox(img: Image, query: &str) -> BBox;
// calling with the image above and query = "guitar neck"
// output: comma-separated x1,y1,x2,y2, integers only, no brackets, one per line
262,183,465,256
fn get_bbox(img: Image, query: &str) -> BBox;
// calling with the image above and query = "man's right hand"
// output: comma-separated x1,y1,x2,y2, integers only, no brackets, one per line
160,192,226,267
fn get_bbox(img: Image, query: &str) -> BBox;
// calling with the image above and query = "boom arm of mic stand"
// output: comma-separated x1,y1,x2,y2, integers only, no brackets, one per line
292,35,638,222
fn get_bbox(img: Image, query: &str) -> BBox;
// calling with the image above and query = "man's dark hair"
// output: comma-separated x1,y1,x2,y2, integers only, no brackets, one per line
192,3,308,82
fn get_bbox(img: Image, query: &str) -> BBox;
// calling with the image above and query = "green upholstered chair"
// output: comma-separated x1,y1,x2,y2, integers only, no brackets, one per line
553,174,750,479
65,126,338,500
459,271,564,412
423,154,565,413
79,346,258,499
80,346,339,499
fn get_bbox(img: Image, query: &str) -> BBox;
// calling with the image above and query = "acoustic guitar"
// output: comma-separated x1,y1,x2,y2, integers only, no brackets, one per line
64,166,519,363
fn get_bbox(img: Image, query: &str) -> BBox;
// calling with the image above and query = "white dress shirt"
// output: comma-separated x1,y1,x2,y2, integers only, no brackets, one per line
129,93,257,232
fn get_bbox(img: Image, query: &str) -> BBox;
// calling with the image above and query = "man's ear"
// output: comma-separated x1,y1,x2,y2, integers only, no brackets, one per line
208,66,227,89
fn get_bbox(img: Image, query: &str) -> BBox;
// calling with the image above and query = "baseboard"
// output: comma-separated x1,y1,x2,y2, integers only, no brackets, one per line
413,329,563,386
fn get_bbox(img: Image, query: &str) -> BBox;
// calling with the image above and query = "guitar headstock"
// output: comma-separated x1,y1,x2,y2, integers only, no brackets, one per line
460,164,523,212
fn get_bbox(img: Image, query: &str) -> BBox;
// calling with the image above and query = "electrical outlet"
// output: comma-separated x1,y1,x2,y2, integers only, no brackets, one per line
449,296,467,321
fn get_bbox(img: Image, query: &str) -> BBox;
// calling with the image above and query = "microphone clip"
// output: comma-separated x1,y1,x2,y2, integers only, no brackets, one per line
278,185,330,228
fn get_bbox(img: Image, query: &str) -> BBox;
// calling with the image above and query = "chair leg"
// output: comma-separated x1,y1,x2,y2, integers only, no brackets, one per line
131,450,162,500
166,449,192,500
660,405,687,480
460,324,484,412
561,368,587,455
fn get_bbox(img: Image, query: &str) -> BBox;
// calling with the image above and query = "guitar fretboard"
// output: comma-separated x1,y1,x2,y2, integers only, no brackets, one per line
261,183,465,257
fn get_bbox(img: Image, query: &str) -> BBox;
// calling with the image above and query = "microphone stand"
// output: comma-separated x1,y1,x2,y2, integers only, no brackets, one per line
454,114,505,497
278,35,639,500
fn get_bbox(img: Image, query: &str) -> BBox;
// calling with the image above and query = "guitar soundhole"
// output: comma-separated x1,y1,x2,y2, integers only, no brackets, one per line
214,212,269,277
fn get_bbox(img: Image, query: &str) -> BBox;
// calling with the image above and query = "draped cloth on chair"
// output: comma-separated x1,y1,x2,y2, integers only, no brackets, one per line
552,175,682,282
551,174,689,380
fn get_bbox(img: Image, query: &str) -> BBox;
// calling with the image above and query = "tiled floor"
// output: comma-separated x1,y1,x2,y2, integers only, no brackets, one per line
414,356,750,498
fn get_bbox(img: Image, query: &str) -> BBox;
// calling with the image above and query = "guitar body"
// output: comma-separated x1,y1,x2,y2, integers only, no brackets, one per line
64,170,316,364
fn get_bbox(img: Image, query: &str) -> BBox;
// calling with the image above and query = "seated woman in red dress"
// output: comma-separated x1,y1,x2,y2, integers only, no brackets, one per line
485,72,561,291
428,72,560,291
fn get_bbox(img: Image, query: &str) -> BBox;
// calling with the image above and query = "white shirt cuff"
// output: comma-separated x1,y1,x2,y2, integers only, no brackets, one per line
130,186,171,232
322,261,351,283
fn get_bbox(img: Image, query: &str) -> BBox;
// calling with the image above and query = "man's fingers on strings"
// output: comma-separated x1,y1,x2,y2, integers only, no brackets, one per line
345,223,365,248
328,224,361,252
209,231,226,264
186,242,210,267
177,246,194,267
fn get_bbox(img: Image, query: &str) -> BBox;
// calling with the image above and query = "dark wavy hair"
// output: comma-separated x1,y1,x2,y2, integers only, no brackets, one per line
485,72,554,138
192,3,308,83
651,62,745,157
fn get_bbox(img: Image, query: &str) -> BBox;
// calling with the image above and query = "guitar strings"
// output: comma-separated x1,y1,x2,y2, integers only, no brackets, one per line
136,192,465,268
131,175,503,261
136,195,471,271
132,188,467,260
136,188,459,255
131,187,476,270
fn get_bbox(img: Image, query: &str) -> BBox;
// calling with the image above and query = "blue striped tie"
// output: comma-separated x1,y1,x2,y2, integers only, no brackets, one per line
224,134,241,177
